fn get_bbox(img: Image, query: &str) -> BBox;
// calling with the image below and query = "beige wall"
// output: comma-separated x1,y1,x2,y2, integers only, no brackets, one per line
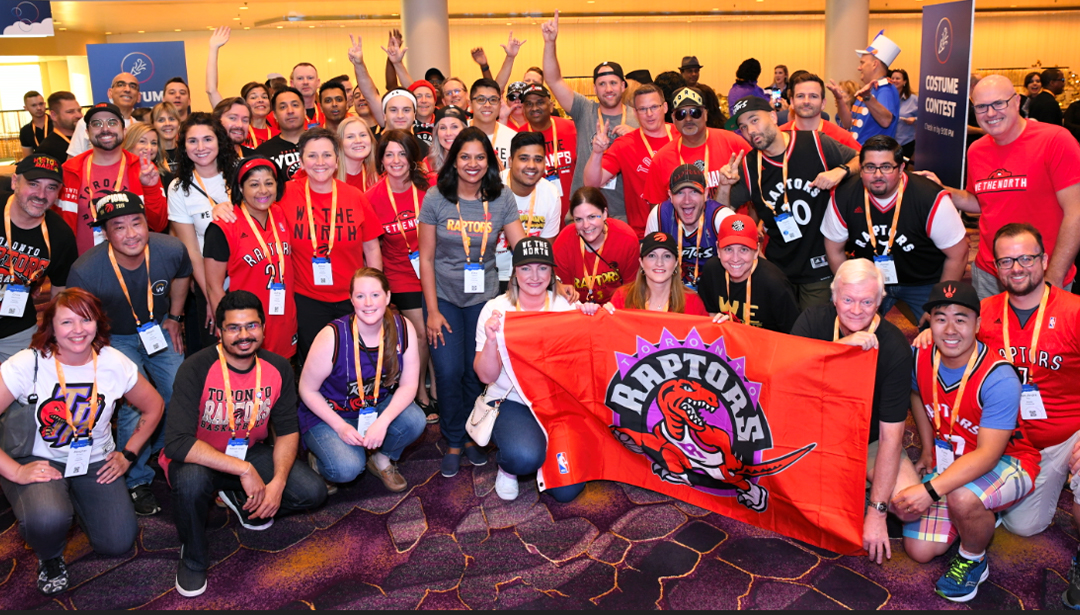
98,10,1080,113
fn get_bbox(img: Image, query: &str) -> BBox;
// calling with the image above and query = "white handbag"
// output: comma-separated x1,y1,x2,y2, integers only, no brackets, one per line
466,386,511,447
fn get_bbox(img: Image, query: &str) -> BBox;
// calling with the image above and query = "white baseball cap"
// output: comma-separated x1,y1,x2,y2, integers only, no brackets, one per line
856,30,901,68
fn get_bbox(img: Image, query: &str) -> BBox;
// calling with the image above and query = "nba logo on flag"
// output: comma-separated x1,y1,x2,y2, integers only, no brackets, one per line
557,452,569,474
1050,317,1056,329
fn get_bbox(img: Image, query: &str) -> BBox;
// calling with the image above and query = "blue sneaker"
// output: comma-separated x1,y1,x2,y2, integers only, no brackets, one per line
935,553,989,602
464,444,488,466
1063,556,1080,609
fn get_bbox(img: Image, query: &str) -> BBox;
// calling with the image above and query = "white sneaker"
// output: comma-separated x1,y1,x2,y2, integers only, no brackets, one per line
494,467,519,501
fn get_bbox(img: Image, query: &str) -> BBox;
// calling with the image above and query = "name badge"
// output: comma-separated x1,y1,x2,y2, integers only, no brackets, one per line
357,408,378,438
774,212,802,243
138,322,168,355
873,255,899,285
601,175,617,191
313,258,333,286
93,227,106,246
934,438,955,474
225,437,249,460
0,284,30,317
268,283,286,316
1020,383,1048,420
409,251,421,279
464,263,484,294
64,438,92,478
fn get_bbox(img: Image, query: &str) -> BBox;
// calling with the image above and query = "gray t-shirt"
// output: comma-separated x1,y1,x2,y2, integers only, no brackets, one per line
569,92,640,222
418,188,519,308
67,233,193,335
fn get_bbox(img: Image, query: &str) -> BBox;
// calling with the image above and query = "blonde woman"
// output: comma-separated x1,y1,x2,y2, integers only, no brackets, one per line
150,101,182,172
337,116,379,192
122,122,172,188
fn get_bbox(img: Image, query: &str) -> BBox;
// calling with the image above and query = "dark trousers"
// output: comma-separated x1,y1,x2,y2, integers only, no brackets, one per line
0,457,136,560
424,297,485,449
295,293,352,365
168,443,326,571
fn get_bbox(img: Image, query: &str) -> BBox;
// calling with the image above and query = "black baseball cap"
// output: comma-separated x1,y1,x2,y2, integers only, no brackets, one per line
726,95,775,130
521,83,551,99
671,87,704,110
15,153,63,183
434,105,469,126
92,191,145,227
669,164,706,194
923,281,981,316
83,103,124,126
640,231,678,258
593,62,625,82
512,237,555,268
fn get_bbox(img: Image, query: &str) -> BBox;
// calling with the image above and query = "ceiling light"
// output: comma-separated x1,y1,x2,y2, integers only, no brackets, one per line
59,27,66,30
105,31,112,34
233,17,240,20
244,26,250,30
137,30,144,33
276,25,283,29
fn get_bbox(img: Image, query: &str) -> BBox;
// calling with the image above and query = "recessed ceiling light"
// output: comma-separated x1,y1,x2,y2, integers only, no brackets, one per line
105,31,112,34
233,17,240,20
137,30,144,33
174,28,181,31
244,26,250,29
276,25,283,29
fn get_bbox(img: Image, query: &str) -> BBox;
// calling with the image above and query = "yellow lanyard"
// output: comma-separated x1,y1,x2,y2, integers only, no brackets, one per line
53,128,71,144
677,213,705,284
453,199,490,264
83,154,127,222
510,176,539,234
863,177,905,256
305,180,339,257
1002,284,1050,373
352,315,385,408
217,344,262,439
107,244,153,326
5,196,50,283
534,120,558,170
247,125,263,148
640,125,673,158
579,225,607,298
55,351,99,440
677,135,710,173
598,107,624,139
756,136,791,216
724,260,758,324
931,346,980,436
833,314,880,341
240,205,286,285
194,173,222,209
515,293,551,312
386,180,419,253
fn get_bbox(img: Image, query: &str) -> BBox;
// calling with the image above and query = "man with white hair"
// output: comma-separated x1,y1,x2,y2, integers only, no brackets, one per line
791,258,919,565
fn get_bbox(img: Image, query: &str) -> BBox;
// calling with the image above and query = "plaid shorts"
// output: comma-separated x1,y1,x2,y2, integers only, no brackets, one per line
903,455,1034,544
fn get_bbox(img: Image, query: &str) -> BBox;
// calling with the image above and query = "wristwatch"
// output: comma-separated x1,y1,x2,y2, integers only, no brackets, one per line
165,313,184,323
121,449,138,464
868,501,888,514
838,163,851,179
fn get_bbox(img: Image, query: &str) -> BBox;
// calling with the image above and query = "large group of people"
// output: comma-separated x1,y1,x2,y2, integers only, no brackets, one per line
0,13,1079,608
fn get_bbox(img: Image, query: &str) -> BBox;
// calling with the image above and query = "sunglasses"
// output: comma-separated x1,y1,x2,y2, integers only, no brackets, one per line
674,107,704,121
506,93,521,103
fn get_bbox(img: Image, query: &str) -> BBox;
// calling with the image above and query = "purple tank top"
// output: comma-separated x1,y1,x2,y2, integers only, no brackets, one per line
298,312,408,434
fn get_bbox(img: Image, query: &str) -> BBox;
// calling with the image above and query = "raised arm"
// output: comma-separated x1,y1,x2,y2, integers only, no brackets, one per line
349,34,387,128
494,32,526,91
383,29,413,89
826,79,854,130
205,26,230,107
540,11,576,112
471,47,495,82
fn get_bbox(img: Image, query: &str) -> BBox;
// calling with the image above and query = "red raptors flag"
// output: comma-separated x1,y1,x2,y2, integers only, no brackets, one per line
501,310,876,555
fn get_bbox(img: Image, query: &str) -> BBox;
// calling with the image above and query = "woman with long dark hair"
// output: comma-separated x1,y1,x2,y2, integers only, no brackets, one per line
552,187,639,305
889,68,918,160
418,126,526,478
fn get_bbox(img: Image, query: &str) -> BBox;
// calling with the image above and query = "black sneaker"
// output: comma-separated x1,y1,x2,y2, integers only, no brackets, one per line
130,484,161,516
175,556,207,598
37,556,68,595
217,490,273,531
464,443,488,466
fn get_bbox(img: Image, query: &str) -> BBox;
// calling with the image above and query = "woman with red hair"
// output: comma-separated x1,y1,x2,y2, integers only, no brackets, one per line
0,288,164,596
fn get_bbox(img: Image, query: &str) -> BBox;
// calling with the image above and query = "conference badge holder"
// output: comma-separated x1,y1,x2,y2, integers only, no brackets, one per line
409,251,421,278
225,437,249,460
873,255,899,285
137,321,168,355
65,438,92,478
313,258,333,286
1020,383,1047,420
934,438,954,474
0,284,29,317
357,408,377,438
269,283,286,316
93,227,106,246
774,213,801,243
464,263,484,294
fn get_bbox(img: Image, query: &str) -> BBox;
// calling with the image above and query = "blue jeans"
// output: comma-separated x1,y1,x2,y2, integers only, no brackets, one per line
491,399,585,503
303,398,427,483
111,331,184,489
424,297,485,449
169,442,326,571
0,456,136,560
879,283,935,324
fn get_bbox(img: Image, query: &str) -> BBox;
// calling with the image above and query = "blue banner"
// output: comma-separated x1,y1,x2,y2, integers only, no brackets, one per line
912,0,974,188
0,1,52,37
86,41,188,108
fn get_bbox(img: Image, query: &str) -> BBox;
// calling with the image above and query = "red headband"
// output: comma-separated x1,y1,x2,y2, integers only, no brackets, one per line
237,158,276,179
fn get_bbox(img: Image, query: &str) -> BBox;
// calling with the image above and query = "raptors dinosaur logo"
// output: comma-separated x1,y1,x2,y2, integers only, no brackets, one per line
605,328,815,512
37,383,104,448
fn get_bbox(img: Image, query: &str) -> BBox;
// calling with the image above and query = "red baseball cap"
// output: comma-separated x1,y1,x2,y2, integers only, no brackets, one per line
718,214,758,249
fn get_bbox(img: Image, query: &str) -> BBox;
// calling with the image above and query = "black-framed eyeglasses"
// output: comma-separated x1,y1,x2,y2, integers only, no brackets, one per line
994,253,1043,269
222,322,263,334
472,95,500,106
861,164,900,175
674,107,704,121
972,93,1016,115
